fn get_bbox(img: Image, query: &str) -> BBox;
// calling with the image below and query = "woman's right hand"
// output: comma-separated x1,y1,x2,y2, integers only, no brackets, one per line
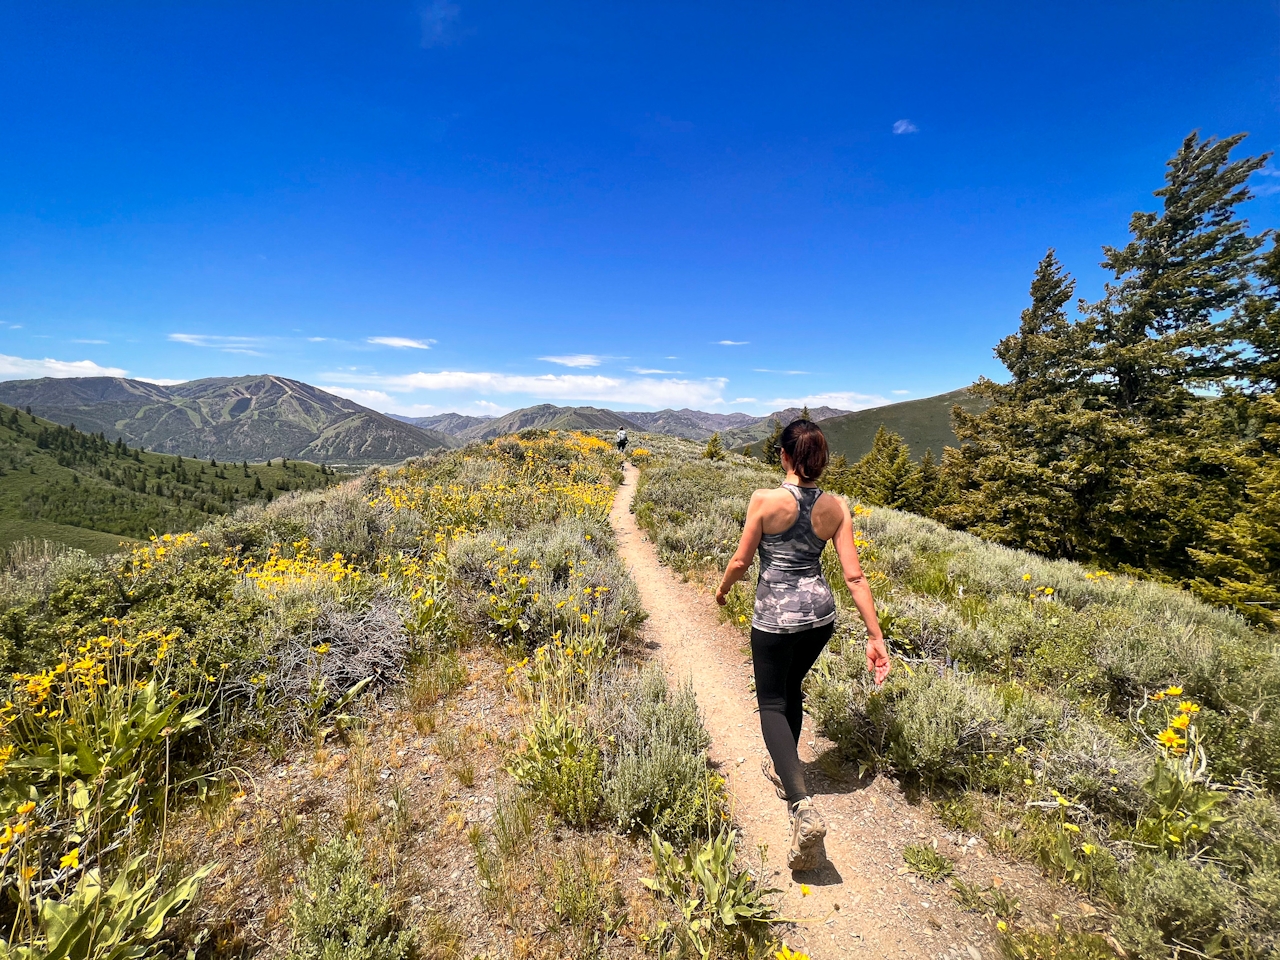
866,635,891,686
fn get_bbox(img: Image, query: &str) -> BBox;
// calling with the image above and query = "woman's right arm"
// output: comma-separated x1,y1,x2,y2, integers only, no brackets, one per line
831,499,891,684
716,491,765,606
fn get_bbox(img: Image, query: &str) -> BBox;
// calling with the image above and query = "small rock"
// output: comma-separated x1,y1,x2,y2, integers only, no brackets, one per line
968,946,982,960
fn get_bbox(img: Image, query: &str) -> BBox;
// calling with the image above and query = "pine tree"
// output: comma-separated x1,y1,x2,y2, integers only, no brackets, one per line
800,405,811,421
1232,240,1280,393
1092,132,1266,419
854,427,922,510
938,250,1096,555
762,419,784,466
703,432,727,461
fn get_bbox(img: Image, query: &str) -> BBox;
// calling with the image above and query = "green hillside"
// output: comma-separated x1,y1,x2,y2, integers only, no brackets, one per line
0,519,137,556
0,375,456,465
0,404,343,551
792,388,988,460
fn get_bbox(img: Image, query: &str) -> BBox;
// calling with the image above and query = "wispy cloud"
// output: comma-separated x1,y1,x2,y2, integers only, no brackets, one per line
307,337,329,343
539,354,603,368
169,333,266,356
72,339,108,345
891,389,911,396
753,368,808,375
368,336,435,350
323,369,728,409
1253,166,1280,196
420,0,461,47
893,119,919,135
627,366,681,375
715,340,749,346
136,377,188,386
731,397,758,404
767,391,890,411
0,353,128,380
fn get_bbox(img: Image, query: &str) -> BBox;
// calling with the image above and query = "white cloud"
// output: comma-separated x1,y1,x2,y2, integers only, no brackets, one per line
767,391,891,411
753,368,808,375
539,354,603,368
169,333,266,356
891,389,911,396
72,339,108,345
307,337,329,342
318,386,399,408
0,353,128,380
628,366,681,375
893,119,919,135
367,336,434,350
715,340,749,346
731,397,758,404
136,377,188,386
324,369,728,409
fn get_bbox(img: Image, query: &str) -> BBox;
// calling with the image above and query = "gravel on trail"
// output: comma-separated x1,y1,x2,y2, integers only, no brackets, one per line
610,463,1061,960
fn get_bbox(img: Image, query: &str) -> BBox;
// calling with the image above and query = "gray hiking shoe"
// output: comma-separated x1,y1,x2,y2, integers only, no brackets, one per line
761,756,787,800
787,798,827,871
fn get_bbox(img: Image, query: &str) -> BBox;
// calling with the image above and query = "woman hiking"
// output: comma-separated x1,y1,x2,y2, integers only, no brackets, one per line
715,418,891,870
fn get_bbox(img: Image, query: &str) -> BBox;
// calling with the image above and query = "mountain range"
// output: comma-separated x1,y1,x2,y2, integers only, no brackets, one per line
395,403,854,446
0,374,978,466
0,376,457,466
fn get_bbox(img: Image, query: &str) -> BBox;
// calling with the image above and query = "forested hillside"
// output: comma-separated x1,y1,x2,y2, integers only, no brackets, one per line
0,404,341,549
0,375,455,465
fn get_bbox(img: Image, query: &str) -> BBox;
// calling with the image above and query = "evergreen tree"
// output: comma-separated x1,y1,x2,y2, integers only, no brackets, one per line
762,419,784,466
703,432,727,461
917,448,943,514
938,250,1096,555
800,405,811,420
1091,132,1266,418
853,427,921,510
1186,394,1280,628
1232,240,1280,393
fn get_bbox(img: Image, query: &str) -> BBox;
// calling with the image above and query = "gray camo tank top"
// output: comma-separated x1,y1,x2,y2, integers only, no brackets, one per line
752,483,836,634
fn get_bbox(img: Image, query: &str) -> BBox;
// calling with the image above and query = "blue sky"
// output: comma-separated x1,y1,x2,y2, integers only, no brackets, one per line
2,2,1278,417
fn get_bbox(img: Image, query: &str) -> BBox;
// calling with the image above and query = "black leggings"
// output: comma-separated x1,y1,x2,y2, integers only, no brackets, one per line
751,622,834,803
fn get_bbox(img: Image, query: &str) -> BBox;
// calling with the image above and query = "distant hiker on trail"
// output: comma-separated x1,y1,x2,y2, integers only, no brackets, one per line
715,418,890,871
615,427,628,453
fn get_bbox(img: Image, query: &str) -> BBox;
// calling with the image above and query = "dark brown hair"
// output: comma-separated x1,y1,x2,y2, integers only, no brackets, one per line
779,419,829,481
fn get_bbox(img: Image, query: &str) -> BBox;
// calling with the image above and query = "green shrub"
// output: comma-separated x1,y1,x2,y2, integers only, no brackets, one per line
807,659,1055,787
641,829,775,959
1112,855,1235,959
508,707,603,827
601,666,724,844
288,835,417,960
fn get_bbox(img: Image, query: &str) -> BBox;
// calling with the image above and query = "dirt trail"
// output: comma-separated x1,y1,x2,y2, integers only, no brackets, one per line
611,463,1055,960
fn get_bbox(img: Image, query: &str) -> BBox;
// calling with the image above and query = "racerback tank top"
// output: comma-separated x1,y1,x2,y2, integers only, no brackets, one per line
752,483,836,633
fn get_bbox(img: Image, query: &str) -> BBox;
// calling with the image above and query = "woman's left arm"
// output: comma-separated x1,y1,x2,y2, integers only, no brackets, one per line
716,491,765,606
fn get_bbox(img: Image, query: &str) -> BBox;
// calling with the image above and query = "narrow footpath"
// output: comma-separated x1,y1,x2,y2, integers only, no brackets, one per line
610,463,1057,960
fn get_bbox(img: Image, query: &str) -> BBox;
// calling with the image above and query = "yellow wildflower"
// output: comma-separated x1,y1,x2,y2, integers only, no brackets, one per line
16,801,35,815
59,848,80,869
